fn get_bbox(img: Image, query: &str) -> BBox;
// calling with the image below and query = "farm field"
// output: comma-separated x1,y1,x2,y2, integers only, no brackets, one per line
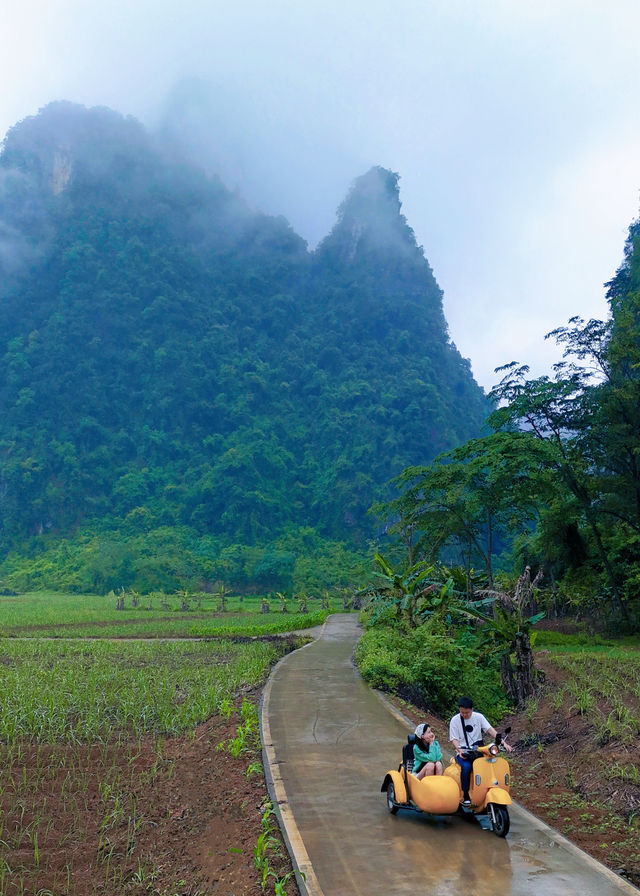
0,590,335,638
2,588,639,893
0,591,324,895
506,640,640,886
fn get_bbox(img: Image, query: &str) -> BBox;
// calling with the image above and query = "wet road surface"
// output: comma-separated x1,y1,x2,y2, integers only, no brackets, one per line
261,614,638,896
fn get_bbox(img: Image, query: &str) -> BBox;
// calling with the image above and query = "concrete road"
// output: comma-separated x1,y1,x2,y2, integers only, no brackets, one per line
261,614,638,896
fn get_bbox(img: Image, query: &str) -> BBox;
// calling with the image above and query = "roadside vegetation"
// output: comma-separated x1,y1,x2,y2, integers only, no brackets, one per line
353,211,640,882
355,556,544,720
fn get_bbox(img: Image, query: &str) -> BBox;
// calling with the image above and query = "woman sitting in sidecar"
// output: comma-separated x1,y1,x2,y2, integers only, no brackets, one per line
413,723,444,778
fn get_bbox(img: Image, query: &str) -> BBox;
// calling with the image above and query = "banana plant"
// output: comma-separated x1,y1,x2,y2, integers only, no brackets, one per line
359,552,454,628
463,566,545,705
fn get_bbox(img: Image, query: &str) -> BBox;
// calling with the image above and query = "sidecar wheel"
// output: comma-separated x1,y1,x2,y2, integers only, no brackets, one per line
491,806,510,837
386,781,399,815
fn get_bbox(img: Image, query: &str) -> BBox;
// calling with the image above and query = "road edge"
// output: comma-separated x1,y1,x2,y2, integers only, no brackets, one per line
260,620,328,896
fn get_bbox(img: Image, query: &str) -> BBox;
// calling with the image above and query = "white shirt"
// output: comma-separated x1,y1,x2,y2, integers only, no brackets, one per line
449,711,492,748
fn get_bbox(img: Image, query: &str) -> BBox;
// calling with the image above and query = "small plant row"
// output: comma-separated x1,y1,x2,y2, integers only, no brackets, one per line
220,699,301,894
0,735,174,895
0,589,340,638
0,638,288,741
0,637,299,895
547,651,640,746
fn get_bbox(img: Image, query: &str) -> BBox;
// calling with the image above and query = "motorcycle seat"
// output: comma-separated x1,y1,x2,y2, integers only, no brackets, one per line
403,734,418,774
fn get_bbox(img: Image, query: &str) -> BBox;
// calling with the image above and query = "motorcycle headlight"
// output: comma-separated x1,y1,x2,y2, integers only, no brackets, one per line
489,744,499,756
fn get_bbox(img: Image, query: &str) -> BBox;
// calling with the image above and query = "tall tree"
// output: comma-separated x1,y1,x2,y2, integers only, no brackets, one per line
376,432,554,585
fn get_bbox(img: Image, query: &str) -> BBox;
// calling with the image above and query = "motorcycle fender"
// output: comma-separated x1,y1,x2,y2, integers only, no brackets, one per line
381,770,409,805
485,787,511,806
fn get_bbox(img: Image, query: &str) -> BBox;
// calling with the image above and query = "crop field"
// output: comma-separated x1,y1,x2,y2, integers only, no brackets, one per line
504,634,640,885
0,590,334,638
535,631,640,745
0,639,287,741
0,591,324,895
545,649,640,747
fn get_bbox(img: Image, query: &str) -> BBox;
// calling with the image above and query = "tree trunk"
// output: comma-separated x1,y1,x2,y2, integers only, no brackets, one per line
500,652,517,703
486,510,493,587
501,633,537,708
514,631,536,706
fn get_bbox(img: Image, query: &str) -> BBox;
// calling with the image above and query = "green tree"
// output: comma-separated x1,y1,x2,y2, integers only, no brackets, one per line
376,432,552,585
358,553,453,629
488,314,635,620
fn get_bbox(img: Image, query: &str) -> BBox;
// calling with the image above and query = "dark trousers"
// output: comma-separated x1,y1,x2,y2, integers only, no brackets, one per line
456,755,472,795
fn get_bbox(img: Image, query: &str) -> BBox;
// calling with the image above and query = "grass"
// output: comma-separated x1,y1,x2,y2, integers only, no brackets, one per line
535,629,640,653
0,589,337,638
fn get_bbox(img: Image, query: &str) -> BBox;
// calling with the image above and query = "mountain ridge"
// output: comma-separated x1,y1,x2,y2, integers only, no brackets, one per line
0,101,489,592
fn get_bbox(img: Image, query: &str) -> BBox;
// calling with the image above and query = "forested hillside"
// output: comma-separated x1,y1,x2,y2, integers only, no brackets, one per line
0,102,489,593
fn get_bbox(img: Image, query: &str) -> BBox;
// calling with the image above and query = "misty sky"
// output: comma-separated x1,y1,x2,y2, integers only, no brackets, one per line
2,0,639,390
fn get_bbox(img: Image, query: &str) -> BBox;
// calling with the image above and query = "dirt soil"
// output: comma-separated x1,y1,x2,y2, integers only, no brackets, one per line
390,655,640,889
0,690,296,896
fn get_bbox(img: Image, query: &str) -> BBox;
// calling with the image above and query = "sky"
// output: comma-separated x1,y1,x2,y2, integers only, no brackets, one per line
2,0,639,391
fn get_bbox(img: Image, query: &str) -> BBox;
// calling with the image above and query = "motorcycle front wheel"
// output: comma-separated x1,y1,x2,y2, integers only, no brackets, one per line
491,805,510,837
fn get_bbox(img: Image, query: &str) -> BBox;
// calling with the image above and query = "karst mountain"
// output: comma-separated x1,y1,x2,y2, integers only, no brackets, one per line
0,101,489,591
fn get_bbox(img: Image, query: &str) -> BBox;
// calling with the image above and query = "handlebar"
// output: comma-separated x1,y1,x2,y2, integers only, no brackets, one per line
458,730,512,760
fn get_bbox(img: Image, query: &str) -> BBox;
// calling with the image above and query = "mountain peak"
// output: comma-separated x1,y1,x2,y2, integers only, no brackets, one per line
318,166,421,263
1,102,151,191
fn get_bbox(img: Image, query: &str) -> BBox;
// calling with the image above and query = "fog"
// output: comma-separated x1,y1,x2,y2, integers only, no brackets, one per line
2,0,640,389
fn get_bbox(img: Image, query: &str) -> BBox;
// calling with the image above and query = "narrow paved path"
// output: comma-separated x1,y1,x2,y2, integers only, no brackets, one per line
261,614,638,896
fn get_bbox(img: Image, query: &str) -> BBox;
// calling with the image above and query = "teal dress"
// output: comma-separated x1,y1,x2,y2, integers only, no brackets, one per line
413,738,443,773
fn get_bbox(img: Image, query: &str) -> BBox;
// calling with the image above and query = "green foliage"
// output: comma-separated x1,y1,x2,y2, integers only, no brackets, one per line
225,698,260,758
0,105,488,592
354,628,407,690
357,552,454,628
374,432,555,584
252,801,301,894
355,622,509,720
378,207,640,627
0,525,370,595
486,262,640,624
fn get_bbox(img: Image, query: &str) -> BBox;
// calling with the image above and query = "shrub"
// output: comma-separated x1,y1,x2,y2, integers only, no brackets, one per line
355,622,510,719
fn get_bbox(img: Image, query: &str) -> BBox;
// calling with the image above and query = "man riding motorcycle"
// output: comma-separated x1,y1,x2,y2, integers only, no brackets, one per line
449,696,512,806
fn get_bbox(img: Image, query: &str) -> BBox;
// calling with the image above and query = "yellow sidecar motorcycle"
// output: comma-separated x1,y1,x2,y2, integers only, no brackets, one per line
381,728,512,837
